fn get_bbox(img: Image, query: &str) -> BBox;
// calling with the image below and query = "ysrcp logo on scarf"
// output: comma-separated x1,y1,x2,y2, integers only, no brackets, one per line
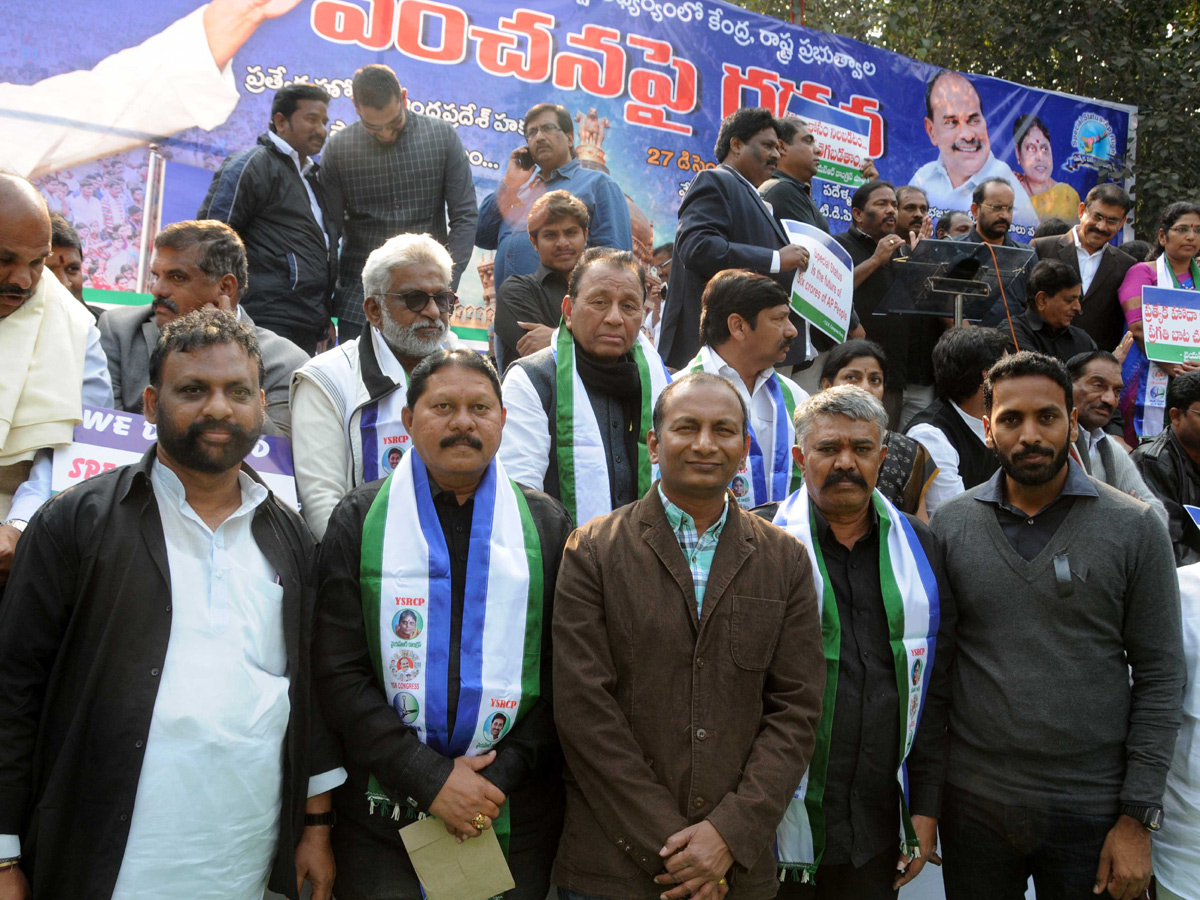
1064,113,1120,172
393,691,420,725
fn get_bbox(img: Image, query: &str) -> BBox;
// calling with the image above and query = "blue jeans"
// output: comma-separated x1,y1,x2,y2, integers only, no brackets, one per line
941,784,1117,900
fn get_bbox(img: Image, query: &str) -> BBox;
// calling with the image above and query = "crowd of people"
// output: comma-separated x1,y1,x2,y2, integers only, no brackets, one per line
1,60,1200,900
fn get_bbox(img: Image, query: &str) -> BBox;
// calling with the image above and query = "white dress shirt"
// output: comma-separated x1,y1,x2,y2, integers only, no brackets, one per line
266,130,329,247
906,401,987,514
7,322,114,522
698,344,808,470
0,464,345,867
1072,226,1106,295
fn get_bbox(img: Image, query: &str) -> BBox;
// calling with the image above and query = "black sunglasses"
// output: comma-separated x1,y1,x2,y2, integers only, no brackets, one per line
382,289,457,314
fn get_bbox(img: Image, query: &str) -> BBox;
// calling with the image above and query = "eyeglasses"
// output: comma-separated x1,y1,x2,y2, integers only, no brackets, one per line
1087,209,1127,228
1168,225,1200,236
525,122,563,139
981,203,1015,214
382,289,457,314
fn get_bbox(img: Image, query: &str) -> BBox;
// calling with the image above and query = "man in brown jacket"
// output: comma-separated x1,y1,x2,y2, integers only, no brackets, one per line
552,372,826,900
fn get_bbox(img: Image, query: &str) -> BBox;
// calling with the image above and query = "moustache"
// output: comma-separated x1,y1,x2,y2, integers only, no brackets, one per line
440,434,484,450
152,297,178,314
823,470,868,489
950,138,983,152
0,282,31,300
187,418,250,439
1013,448,1052,462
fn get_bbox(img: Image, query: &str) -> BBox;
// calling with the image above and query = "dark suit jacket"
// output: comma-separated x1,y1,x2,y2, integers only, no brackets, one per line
552,489,825,899
0,449,338,899
1031,231,1136,352
97,304,309,437
663,165,796,368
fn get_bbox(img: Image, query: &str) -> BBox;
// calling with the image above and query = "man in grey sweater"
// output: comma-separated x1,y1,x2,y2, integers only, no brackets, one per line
930,351,1185,900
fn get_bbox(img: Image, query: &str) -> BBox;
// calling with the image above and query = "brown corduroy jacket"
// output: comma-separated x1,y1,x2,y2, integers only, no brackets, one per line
551,488,825,899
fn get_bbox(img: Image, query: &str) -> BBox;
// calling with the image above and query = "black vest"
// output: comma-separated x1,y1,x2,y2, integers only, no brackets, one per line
510,349,640,515
905,398,998,490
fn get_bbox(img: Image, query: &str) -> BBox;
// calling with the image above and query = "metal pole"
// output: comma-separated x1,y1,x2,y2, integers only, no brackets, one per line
954,294,964,328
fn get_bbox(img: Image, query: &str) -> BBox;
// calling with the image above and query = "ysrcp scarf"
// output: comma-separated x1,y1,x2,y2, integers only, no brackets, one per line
553,326,670,524
359,449,544,854
771,487,940,882
685,349,802,507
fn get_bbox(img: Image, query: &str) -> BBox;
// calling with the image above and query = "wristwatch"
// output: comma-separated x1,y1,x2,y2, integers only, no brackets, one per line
1,519,27,533
304,811,337,828
1119,803,1163,831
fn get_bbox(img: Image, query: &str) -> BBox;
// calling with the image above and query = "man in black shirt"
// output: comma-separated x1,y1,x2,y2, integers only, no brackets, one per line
315,349,573,900
759,386,955,898
759,118,830,234
1002,259,1097,360
492,190,587,373
834,180,911,425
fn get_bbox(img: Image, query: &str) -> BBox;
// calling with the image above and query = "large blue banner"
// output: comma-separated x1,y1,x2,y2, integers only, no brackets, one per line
0,0,1135,307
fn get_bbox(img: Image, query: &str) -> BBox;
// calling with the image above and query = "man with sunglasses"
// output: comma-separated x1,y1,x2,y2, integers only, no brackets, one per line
1032,183,1137,353
320,64,477,343
477,103,632,291
290,234,460,540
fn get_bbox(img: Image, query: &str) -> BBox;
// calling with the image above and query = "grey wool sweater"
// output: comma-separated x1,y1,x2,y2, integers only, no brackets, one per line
930,475,1185,813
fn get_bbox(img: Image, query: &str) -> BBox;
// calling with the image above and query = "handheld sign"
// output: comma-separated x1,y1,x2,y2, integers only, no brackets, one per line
781,219,855,343
787,96,874,189
1143,286,1200,365
50,405,299,508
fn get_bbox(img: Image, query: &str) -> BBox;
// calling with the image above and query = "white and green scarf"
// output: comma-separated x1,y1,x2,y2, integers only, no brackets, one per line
553,326,671,524
359,449,544,854
685,347,803,507
771,487,941,882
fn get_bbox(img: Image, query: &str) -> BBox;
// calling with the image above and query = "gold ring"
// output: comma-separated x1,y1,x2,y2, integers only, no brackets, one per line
718,879,727,886
471,813,487,831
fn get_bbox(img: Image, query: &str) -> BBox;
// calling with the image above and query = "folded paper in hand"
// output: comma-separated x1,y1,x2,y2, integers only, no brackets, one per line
399,816,515,900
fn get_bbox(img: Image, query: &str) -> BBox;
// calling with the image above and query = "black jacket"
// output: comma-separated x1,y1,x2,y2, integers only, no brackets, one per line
905,398,999,491
0,449,339,899
1132,427,1200,565
314,476,573,895
664,165,797,368
199,133,339,338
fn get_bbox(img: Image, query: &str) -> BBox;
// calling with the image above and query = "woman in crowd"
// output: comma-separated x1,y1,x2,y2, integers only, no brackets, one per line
819,339,938,521
1118,201,1200,443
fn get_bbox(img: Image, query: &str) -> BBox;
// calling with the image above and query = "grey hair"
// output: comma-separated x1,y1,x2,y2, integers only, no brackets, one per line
793,385,889,443
362,233,453,301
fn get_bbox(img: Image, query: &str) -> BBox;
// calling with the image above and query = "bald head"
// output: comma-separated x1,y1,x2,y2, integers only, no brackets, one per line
0,174,53,318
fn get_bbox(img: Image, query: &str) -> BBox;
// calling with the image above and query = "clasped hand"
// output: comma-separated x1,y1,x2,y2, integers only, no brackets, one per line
428,750,507,842
653,821,733,900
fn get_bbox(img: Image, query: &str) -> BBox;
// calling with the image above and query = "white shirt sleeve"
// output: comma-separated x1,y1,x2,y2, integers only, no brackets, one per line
0,834,17,859
498,365,550,492
770,250,781,274
83,324,115,408
307,767,348,798
290,377,353,542
905,424,964,515
0,5,240,179
6,325,113,523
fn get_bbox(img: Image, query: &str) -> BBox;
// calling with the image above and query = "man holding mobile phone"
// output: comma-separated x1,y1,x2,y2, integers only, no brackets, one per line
476,103,633,291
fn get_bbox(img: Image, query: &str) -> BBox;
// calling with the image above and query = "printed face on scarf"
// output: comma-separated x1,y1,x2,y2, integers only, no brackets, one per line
562,262,644,361
401,363,506,486
797,413,886,519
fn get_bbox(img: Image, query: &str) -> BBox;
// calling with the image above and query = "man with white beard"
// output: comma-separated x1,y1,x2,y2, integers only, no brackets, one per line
290,233,459,539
